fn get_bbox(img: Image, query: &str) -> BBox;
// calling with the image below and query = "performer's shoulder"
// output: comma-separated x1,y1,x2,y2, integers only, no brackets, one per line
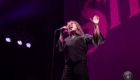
81,33,91,37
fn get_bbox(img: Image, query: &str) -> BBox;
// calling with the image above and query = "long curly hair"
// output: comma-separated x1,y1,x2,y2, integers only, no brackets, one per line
67,21,84,35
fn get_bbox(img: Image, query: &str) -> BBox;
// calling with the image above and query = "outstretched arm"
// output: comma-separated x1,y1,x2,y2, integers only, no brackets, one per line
85,15,105,45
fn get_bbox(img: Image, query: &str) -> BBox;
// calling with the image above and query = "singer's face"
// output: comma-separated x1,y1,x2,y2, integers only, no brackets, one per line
67,22,77,32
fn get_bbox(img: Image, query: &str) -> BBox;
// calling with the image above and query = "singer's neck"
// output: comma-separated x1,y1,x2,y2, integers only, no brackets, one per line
70,30,79,37
71,31,76,36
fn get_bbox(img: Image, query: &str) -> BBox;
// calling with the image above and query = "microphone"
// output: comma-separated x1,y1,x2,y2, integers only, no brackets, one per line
57,26,68,30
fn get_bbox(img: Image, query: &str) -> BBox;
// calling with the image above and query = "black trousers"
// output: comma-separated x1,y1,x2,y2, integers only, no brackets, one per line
61,60,89,80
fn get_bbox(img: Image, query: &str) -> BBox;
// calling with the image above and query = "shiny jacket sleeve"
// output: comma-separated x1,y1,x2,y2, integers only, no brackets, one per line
84,32,105,45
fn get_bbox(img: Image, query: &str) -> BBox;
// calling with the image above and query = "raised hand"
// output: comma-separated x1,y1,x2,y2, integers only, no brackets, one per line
90,15,99,25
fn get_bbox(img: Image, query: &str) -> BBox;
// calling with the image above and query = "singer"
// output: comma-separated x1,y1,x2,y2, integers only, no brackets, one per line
56,15,105,80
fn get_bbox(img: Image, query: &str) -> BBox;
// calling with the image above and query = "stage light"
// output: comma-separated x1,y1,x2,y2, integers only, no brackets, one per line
17,40,22,45
26,43,31,48
5,37,11,42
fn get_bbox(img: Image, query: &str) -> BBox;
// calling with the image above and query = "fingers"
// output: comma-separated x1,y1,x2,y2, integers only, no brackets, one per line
93,16,97,20
90,15,99,21
90,18,93,20
94,15,99,20
89,18,93,21
97,16,99,20
60,26,68,32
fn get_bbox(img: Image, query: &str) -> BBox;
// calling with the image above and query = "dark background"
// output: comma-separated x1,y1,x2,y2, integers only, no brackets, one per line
0,0,64,80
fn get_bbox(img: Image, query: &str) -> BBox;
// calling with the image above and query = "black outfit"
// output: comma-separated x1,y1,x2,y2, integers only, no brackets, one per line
56,32,104,80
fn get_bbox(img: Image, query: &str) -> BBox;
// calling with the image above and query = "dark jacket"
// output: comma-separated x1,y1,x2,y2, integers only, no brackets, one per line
56,32,105,63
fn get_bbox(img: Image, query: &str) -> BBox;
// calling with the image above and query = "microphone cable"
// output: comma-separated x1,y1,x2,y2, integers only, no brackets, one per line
50,28,66,80
50,29,57,80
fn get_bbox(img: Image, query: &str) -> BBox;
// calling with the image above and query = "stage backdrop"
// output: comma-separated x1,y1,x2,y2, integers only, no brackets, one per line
63,0,140,80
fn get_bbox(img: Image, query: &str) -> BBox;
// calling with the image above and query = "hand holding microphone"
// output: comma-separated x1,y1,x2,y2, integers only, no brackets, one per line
57,26,68,31
58,26,68,43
